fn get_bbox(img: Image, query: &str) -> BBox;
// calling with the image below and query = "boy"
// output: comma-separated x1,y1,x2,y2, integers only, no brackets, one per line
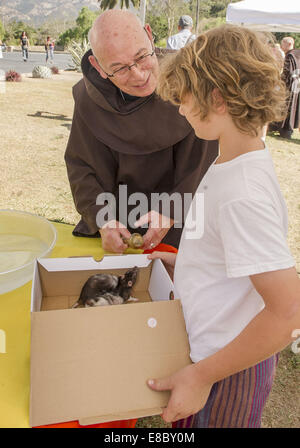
146,25,300,428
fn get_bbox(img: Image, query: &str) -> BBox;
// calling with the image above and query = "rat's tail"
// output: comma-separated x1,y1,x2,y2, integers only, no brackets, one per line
71,300,81,308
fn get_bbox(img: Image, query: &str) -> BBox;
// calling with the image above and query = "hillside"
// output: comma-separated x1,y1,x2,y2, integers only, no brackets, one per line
0,0,100,25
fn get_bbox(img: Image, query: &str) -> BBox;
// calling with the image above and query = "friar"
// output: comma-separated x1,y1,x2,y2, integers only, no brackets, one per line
65,10,218,253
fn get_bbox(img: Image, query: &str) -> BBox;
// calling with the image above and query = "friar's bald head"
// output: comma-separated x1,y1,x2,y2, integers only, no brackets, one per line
88,10,159,98
89,10,144,59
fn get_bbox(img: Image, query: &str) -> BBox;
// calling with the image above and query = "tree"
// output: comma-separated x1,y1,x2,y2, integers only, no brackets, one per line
146,12,168,43
76,7,98,34
145,0,191,37
33,19,75,46
58,7,99,47
58,28,78,47
209,1,227,17
3,20,37,45
0,19,4,40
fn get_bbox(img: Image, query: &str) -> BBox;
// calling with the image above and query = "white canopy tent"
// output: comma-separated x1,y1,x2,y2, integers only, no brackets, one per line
226,0,300,32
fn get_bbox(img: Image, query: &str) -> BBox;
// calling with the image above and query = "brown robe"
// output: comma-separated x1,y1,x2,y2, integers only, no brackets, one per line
65,49,218,247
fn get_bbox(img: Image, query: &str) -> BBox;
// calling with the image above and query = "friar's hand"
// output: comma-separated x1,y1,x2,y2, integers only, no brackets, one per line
99,220,131,253
134,211,174,250
147,364,213,423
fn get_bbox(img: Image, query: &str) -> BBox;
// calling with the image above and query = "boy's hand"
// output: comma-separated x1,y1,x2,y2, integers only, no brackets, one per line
147,364,213,423
147,251,177,280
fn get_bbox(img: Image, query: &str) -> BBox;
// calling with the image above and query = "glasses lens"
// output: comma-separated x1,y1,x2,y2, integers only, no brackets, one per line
137,54,148,65
113,66,130,78
113,51,154,78
137,53,154,68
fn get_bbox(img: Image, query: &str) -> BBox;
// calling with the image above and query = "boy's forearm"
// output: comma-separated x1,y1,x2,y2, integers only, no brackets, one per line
194,305,300,385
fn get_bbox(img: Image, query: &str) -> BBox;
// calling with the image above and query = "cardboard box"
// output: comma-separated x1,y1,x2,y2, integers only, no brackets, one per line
30,254,191,427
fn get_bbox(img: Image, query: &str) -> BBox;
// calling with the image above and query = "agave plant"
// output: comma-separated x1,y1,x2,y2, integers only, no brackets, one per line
99,0,140,10
32,65,52,79
67,38,90,72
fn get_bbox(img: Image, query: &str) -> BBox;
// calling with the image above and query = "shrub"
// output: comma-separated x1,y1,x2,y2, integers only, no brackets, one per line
67,38,90,72
51,66,59,75
5,70,22,82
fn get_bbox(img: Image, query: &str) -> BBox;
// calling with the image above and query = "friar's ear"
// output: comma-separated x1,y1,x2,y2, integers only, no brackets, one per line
144,23,154,43
88,54,108,79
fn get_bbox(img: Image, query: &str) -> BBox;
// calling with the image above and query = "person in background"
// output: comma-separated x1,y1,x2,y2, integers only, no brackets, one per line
20,31,29,62
280,36,294,56
279,37,300,139
45,36,55,63
166,15,196,50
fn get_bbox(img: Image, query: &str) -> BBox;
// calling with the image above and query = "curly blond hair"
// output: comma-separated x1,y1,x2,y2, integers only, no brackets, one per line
157,25,288,136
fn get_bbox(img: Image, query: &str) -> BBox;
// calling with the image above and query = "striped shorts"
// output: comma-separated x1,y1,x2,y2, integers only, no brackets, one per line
174,353,279,428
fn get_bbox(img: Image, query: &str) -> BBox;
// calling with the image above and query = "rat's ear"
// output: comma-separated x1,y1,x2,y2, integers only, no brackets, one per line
128,280,133,287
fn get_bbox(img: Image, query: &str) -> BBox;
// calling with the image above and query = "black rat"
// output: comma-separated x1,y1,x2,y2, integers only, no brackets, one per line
72,266,139,308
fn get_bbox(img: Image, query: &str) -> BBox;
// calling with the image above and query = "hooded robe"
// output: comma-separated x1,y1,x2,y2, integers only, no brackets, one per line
65,49,218,247
280,49,300,136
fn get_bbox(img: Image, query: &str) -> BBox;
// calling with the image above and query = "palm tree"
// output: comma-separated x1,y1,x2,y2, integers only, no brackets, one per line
99,0,140,10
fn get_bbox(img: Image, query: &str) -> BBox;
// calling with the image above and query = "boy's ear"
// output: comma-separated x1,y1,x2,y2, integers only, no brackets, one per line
212,88,226,113
88,54,108,79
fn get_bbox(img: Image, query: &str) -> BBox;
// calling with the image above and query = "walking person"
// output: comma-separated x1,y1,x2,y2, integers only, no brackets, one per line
166,16,196,50
20,31,29,62
45,36,55,63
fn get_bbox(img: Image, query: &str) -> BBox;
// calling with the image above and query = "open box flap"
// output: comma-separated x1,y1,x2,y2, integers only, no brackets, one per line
36,254,151,272
149,259,180,301
30,301,191,427
31,258,43,313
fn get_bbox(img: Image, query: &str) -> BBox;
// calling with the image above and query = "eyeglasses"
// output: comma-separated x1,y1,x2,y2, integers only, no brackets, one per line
94,30,155,80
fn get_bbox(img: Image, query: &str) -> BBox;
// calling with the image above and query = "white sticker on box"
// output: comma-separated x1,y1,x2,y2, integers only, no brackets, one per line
147,318,157,328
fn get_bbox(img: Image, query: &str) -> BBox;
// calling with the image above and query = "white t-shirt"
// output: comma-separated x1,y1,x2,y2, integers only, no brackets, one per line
166,29,196,50
174,148,295,363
